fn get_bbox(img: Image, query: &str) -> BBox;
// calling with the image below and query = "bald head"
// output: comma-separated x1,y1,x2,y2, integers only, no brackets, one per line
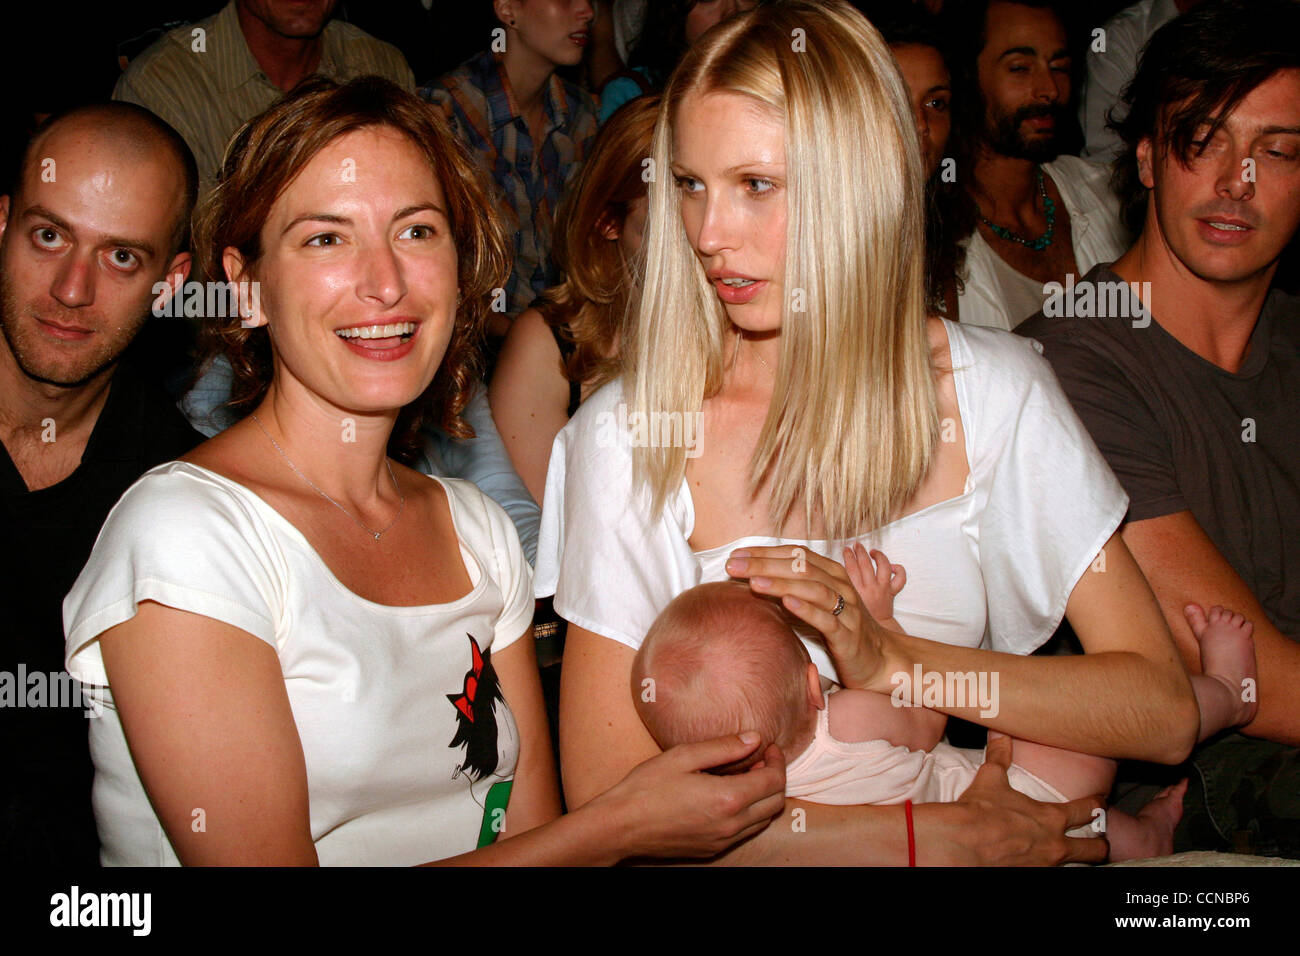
633,582,817,767
0,103,199,390
15,103,197,256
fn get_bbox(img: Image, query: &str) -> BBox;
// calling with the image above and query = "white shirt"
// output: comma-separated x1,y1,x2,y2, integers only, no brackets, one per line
613,0,648,63
958,156,1131,332
1078,0,1181,163
785,692,1067,805
535,320,1127,680
64,462,534,866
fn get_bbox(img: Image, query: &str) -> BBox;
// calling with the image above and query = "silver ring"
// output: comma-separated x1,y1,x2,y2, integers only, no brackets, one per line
831,592,846,616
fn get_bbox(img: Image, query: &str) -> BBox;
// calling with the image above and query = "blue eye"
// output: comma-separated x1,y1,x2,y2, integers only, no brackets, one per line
747,178,775,195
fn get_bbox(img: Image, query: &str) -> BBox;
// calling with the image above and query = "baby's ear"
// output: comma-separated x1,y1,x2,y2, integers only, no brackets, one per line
806,663,824,710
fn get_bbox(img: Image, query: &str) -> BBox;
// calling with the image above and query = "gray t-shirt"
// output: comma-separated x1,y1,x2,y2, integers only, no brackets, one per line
1018,264,1300,639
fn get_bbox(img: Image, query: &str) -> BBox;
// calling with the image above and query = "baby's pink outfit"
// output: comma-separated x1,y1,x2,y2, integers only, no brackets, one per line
785,691,1068,805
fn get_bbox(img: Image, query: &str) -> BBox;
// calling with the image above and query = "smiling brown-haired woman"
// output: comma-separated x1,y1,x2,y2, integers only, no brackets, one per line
63,77,783,866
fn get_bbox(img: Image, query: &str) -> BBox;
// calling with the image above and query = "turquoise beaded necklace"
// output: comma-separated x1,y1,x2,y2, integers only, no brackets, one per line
978,165,1056,251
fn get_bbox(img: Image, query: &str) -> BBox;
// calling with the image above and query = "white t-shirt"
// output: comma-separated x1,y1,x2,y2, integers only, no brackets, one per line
64,462,534,866
958,156,1130,332
535,319,1127,679
1078,0,1180,163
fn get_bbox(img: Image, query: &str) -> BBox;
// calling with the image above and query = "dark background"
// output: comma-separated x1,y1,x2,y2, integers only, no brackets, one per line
0,0,1139,176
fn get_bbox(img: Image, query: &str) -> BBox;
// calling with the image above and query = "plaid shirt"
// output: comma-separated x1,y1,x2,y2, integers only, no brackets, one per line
421,52,598,318
114,1,414,191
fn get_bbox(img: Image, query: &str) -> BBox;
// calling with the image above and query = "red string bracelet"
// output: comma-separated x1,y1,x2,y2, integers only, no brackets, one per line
904,799,916,866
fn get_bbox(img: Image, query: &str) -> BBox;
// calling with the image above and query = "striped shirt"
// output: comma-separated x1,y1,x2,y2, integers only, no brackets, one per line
113,1,415,190
421,51,598,319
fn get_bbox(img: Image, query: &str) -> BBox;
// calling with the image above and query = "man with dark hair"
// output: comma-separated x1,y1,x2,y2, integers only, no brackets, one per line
944,0,1130,330
1019,0,1300,856
0,103,204,864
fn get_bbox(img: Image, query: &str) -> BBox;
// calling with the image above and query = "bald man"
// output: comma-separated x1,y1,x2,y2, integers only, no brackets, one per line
0,103,203,865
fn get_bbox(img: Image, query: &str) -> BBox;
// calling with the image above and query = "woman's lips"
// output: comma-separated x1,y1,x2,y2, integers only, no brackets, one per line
336,322,419,361
712,278,767,305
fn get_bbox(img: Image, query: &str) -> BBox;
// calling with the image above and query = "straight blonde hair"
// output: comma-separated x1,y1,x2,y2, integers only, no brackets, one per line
627,0,938,542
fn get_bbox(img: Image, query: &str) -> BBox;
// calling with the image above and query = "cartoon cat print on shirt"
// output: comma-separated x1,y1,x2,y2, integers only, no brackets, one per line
446,633,517,847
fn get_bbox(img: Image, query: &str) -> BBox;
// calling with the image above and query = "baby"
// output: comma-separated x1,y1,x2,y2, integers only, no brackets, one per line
631,550,1258,861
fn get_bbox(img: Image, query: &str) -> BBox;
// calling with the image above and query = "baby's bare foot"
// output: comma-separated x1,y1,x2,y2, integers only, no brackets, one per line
1185,604,1258,727
1107,780,1187,862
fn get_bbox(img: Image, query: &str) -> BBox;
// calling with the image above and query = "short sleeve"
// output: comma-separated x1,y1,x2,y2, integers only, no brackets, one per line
956,325,1129,655
1026,325,1186,522
443,478,535,650
63,465,286,687
534,383,700,650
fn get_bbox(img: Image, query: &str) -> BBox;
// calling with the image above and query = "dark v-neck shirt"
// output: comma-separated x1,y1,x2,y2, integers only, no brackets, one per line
0,362,202,865
1018,264,1300,640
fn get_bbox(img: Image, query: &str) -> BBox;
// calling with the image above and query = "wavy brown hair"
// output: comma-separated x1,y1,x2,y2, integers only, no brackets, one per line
192,75,511,463
534,95,660,392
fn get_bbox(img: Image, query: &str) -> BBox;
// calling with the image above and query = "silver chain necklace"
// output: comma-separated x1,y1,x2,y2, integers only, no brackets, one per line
250,413,405,541
733,329,775,375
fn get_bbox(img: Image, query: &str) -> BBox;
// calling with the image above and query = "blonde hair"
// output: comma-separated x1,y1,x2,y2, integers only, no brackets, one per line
627,0,938,541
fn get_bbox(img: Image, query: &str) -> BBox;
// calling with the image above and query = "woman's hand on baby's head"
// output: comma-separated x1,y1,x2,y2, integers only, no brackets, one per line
843,544,906,623
594,733,787,861
726,544,887,691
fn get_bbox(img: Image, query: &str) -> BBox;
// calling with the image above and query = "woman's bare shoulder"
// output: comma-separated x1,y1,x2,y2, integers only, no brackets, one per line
493,306,569,403
506,307,565,363
925,314,954,370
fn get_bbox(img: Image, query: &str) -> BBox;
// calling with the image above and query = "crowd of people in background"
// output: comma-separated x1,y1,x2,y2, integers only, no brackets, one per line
1,0,1297,867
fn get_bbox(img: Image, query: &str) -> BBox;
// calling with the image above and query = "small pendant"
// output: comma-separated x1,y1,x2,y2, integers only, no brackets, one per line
373,532,381,541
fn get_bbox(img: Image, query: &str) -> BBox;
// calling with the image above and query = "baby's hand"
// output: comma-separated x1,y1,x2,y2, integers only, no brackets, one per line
843,543,905,624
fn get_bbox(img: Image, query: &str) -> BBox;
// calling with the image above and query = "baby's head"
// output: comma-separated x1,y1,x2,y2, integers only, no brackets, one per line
631,581,823,772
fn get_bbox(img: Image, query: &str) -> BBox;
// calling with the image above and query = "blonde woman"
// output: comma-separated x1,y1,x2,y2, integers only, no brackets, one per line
537,0,1198,864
